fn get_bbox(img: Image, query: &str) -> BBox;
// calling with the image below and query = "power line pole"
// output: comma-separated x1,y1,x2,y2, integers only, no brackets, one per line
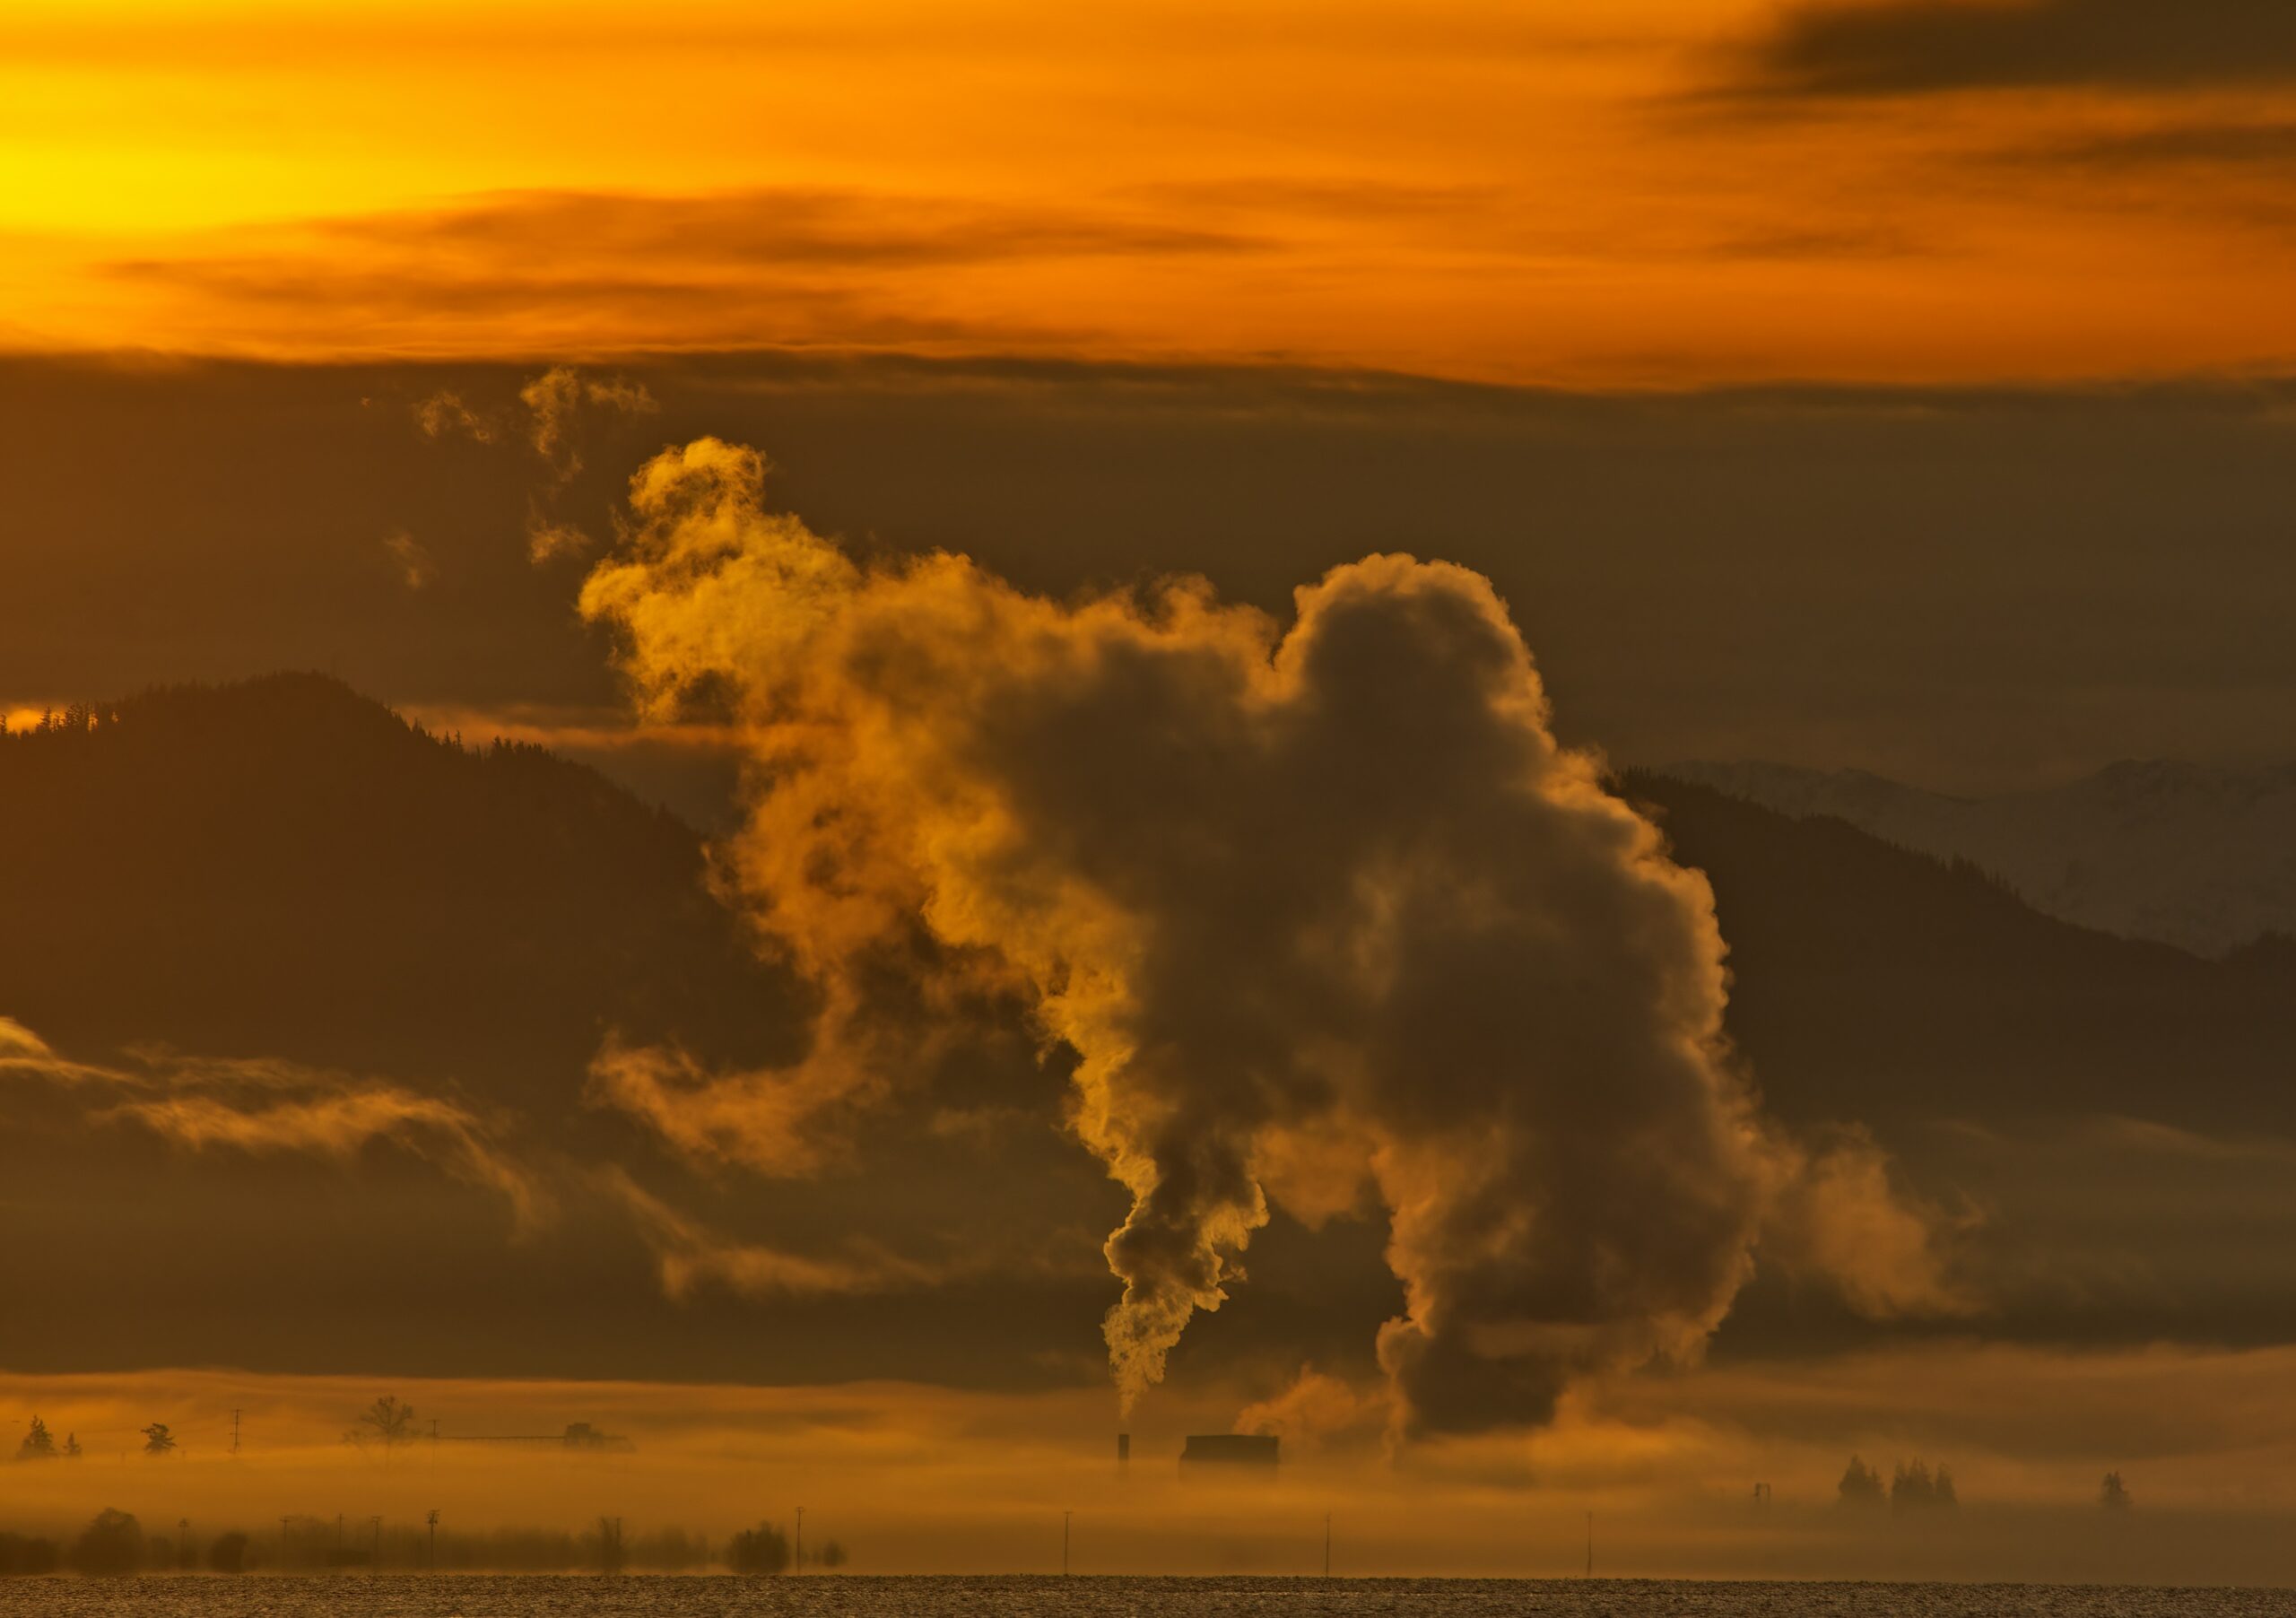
1063,1510,1071,1577
794,1506,804,1574
1585,1511,1593,1579
1324,1514,1331,1579
230,1409,240,1456
427,1510,439,1572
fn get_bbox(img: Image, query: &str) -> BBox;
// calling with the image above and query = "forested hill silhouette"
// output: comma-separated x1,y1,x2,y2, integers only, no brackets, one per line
3,674,2289,1375
1623,771,2291,1133
0,676,2281,1135
0,674,805,1104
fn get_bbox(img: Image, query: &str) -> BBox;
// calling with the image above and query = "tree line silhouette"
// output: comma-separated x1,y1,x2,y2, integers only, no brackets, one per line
0,673,804,1134
1838,1454,1958,1511
15,1415,178,1460
1837,1455,2134,1514
0,1508,848,1575
14,1418,83,1460
0,704,118,740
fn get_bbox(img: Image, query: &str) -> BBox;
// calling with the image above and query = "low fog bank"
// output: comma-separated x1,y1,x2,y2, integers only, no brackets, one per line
4,1365,2296,1584
5,1486,2292,1586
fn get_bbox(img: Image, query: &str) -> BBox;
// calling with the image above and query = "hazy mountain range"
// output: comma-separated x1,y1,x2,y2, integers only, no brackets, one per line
1661,759,2296,958
2,675,2290,1383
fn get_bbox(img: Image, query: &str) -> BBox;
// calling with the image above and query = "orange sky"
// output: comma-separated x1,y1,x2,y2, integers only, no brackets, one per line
5,0,2294,384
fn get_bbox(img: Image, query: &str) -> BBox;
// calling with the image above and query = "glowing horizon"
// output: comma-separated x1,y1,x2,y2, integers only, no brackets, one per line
6,0,2295,384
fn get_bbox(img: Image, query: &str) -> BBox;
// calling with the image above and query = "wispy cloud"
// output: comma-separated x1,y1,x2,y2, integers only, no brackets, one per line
382,528,437,589
1996,118,2296,170
317,187,1265,271
0,1018,549,1232
596,1167,941,1300
412,363,661,563
97,188,1256,362
413,388,497,443
585,1026,900,1180
390,699,744,756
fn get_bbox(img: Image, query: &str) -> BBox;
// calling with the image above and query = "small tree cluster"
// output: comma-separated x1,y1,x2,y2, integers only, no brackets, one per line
2100,1471,2132,1509
346,1396,420,1462
727,1522,792,1575
70,1509,144,1576
0,1534,60,1575
1891,1459,1957,1511
1838,1455,1884,1506
1839,1454,1958,1510
14,1418,82,1461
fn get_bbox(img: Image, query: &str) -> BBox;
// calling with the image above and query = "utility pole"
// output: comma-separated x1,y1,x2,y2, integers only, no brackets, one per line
179,1519,191,1570
795,1506,804,1574
427,1510,439,1572
1324,1514,1332,1579
371,1515,382,1570
1584,1511,1593,1579
230,1409,240,1456
1063,1510,1071,1577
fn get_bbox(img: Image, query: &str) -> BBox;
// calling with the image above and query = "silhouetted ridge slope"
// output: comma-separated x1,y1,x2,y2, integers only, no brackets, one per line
1622,771,2291,1130
1663,756,2296,954
0,679,2280,1136
0,674,803,1100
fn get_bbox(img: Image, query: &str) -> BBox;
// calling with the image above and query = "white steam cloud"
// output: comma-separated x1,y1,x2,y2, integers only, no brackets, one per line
578,439,1965,1435
411,367,658,563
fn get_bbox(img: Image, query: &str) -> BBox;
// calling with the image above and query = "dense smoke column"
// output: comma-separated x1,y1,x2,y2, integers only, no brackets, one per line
578,439,1854,1433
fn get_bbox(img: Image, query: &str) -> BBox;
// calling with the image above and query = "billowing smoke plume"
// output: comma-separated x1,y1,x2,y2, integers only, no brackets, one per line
580,439,1960,1434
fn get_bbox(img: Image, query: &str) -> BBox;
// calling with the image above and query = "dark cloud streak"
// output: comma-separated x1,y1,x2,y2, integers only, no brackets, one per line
1726,0,2296,97
2000,119,2296,170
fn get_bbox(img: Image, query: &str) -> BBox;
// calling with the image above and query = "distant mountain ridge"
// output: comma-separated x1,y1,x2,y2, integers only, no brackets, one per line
1660,757,2296,956
0,672,807,1098
0,675,2289,1381
1,674,2277,1137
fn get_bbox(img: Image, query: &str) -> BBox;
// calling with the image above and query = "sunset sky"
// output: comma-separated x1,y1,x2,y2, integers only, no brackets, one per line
4,0,2296,1584
6,0,2296,382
